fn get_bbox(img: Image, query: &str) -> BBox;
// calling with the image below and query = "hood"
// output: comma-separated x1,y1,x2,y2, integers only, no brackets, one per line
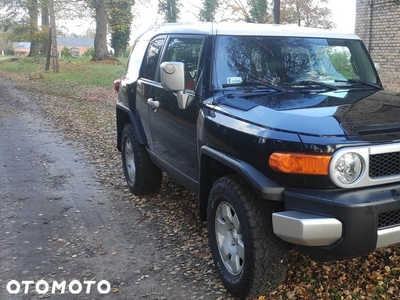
216,89,400,137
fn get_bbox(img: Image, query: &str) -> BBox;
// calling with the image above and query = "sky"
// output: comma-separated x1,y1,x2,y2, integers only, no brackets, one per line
61,0,357,36
131,0,357,32
326,0,356,32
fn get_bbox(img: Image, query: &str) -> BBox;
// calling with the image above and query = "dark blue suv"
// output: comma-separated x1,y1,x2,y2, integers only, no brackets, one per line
115,22,400,299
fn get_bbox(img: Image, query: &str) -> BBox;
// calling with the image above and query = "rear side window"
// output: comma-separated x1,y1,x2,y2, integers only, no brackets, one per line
161,36,204,90
141,38,165,81
126,40,148,79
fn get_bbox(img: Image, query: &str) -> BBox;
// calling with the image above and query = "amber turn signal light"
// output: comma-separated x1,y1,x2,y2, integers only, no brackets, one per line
114,79,121,92
269,152,331,175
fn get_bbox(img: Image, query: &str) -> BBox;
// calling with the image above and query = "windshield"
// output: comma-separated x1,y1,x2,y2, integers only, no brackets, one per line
213,36,379,90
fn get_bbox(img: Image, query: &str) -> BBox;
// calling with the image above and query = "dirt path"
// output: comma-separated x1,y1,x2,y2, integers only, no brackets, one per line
0,77,227,299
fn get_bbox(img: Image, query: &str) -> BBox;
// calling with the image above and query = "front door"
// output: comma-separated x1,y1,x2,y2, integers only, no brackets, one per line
149,35,205,188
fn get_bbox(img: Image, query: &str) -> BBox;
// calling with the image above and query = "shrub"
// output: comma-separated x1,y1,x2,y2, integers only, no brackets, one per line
84,47,95,58
61,46,72,57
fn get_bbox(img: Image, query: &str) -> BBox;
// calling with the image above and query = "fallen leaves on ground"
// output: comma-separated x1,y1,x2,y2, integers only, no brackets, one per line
2,71,400,300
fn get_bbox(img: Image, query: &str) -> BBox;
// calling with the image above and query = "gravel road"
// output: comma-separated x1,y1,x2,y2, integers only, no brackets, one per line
0,76,229,299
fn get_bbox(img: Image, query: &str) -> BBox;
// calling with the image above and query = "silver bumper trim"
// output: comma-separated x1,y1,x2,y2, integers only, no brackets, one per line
272,211,342,246
376,226,400,249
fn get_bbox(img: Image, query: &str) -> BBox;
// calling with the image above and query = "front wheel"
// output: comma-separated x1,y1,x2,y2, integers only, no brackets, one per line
207,175,288,299
121,124,162,195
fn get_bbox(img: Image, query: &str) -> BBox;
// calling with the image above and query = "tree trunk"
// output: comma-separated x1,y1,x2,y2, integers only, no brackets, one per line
93,0,109,61
49,0,59,72
28,0,40,56
114,46,121,58
296,0,301,26
41,0,50,56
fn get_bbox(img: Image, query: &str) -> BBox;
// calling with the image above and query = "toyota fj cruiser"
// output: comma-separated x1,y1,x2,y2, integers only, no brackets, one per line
115,22,400,298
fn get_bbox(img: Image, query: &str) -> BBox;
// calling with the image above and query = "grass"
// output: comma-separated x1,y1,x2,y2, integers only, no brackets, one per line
0,56,128,90
0,55,15,61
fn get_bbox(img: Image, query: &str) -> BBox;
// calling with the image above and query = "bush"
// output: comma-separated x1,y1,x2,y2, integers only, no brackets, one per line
84,47,95,58
61,46,72,57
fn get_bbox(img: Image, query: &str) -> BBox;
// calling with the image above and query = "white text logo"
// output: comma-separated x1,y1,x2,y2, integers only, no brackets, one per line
6,280,111,295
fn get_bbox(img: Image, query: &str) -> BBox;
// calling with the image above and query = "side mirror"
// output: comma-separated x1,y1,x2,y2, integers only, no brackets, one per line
160,61,185,91
160,61,192,110
374,62,381,72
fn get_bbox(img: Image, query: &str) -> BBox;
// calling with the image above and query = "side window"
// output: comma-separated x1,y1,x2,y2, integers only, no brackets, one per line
141,38,165,81
162,36,204,90
126,40,149,79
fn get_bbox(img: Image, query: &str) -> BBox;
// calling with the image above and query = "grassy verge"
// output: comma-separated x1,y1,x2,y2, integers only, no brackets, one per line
0,55,15,61
0,56,127,94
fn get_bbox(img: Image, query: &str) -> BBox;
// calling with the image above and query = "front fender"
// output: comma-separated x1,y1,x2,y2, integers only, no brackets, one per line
198,146,284,220
201,146,284,200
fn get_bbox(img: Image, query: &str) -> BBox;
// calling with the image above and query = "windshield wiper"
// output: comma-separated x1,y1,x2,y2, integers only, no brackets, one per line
292,80,339,91
335,79,382,90
222,80,286,92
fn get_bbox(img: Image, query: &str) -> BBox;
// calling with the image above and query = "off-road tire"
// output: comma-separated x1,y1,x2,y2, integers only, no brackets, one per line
207,174,289,299
121,124,162,195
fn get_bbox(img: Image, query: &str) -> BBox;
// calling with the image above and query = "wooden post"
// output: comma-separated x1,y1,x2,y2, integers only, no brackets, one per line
49,0,59,72
274,0,280,24
45,29,51,71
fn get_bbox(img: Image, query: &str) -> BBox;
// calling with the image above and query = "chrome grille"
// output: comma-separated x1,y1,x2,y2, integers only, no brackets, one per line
378,210,400,229
370,151,400,178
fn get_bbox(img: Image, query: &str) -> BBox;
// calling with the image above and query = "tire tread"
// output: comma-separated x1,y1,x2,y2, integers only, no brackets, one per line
121,124,162,195
208,174,288,299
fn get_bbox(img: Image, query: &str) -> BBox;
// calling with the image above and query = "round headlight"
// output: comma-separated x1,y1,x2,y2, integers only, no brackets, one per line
334,152,363,184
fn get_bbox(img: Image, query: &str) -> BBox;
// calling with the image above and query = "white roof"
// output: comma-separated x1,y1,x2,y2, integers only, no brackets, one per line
136,22,360,41
214,22,359,39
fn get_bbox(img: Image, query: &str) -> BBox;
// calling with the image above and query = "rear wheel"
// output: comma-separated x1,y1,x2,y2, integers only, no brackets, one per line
121,124,162,195
207,175,288,299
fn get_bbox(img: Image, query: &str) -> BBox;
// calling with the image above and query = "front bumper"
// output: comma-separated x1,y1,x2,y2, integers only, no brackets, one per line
272,183,400,261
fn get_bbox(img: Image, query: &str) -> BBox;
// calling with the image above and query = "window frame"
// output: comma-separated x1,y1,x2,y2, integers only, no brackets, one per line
139,35,167,82
159,34,206,91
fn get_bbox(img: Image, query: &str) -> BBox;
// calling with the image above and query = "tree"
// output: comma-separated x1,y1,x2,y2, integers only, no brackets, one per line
199,0,219,22
87,0,134,60
248,0,268,23
1,0,106,59
108,0,133,57
26,0,40,56
280,0,334,29
226,0,270,23
41,0,50,56
0,28,13,54
83,28,96,39
91,0,109,60
0,0,46,56
229,0,251,22
158,0,180,23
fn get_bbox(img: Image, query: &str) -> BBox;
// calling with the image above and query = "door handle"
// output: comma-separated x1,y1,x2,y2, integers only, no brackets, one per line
147,98,160,111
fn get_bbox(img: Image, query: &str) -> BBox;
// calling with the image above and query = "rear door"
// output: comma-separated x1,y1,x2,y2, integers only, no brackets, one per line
149,35,205,189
